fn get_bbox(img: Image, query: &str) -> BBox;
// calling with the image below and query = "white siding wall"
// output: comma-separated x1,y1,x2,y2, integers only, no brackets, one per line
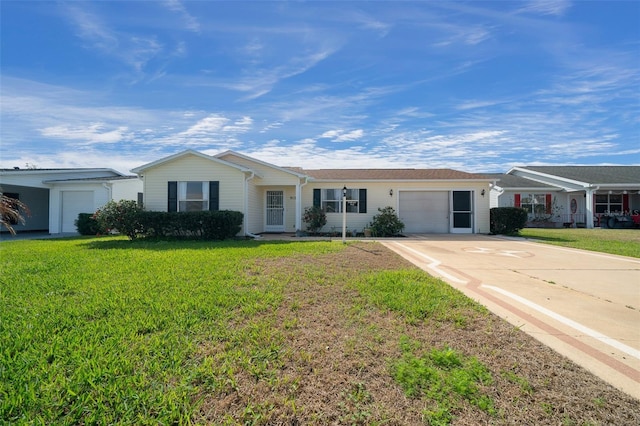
111,179,143,202
141,154,246,213
246,179,262,234
218,154,300,185
301,181,491,234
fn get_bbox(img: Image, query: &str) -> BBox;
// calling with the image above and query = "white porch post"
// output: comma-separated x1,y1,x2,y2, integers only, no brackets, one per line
585,188,595,229
342,186,347,244
295,182,302,231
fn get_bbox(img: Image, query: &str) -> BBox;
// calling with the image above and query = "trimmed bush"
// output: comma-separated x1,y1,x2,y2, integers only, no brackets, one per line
369,206,405,237
302,206,327,234
139,210,243,240
490,207,528,235
75,213,105,235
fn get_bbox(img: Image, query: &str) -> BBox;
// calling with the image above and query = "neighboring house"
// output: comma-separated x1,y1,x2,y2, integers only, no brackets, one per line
0,168,142,234
490,166,640,228
131,149,494,235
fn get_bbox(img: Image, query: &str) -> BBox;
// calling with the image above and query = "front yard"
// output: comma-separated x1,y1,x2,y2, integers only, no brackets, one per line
519,228,640,258
1,237,638,425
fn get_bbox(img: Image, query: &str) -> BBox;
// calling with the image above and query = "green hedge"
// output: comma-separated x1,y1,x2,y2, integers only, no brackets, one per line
75,213,105,235
490,207,528,235
139,210,243,240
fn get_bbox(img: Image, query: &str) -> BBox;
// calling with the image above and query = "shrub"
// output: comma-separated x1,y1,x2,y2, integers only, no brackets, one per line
490,207,528,235
93,200,144,240
369,206,405,237
139,210,243,240
302,206,327,234
75,213,105,235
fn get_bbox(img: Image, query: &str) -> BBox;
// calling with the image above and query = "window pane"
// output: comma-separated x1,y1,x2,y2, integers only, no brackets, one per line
346,202,358,213
323,201,339,213
180,201,207,211
609,194,622,203
453,212,471,228
595,194,608,203
595,205,607,214
453,191,471,211
186,182,203,199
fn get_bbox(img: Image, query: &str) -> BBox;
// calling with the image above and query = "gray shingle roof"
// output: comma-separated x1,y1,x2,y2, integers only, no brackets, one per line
522,166,640,185
486,173,558,189
300,169,492,180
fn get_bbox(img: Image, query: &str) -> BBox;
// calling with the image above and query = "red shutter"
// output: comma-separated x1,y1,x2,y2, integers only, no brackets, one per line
514,194,521,208
546,194,552,214
623,193,629,213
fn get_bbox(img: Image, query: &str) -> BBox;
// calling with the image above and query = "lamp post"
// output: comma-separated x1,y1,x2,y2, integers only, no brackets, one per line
342,185,347,244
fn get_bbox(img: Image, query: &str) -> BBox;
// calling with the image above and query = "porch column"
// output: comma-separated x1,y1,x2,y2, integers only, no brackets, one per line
585,188,595,228
295,182,302,231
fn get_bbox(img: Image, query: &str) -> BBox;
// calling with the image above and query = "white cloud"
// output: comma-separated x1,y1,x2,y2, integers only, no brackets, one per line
163,0,201,32
517,0,572,16
40,123,129,144
64,4,164,74
320,129,365,142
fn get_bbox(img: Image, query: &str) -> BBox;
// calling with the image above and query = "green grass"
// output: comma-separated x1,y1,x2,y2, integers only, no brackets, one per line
0,237,344,424
0,237,486,425
391,337,495,425
518,228,640,258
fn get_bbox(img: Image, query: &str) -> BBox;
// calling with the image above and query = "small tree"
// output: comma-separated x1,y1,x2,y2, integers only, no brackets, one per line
369,206,405,237
302,206,327,234
93,200,143,240
0,192,30,235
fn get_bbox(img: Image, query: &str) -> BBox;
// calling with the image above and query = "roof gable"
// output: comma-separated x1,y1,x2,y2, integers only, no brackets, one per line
215,150,307,178
131,150,251,174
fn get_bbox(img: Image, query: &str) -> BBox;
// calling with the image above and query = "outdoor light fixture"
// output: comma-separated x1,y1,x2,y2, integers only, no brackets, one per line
389,189,393,197
481,189,486,197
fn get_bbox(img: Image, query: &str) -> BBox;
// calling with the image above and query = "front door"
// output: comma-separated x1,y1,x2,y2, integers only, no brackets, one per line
265,190,285,232
451,191,473,233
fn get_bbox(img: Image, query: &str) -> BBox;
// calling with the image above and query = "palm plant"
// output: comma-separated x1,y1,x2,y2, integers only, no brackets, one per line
1,191,30,235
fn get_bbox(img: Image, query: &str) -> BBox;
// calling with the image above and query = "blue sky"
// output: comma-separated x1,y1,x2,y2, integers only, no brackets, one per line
1,1,639,174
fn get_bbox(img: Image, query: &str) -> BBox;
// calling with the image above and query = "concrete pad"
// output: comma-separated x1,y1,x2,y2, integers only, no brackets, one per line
382,234,640,400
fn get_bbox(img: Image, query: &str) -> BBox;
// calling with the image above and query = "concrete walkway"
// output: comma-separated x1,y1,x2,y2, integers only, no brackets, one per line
381,234,640,400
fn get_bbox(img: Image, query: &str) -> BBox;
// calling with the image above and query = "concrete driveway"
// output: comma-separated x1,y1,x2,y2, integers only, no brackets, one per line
381,234,640,400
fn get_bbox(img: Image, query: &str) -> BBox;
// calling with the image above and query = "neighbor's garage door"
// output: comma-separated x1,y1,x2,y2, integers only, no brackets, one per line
399,191,449,233
61,191,94,232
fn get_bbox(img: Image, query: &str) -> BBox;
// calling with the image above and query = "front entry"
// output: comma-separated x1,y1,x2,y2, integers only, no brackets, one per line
265,190,285,232
450,191,473,233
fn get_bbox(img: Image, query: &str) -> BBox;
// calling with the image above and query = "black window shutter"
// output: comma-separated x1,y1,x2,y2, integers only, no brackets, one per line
313,189,321,208
168,181,177,212
359,189,367,213
209,181,219,211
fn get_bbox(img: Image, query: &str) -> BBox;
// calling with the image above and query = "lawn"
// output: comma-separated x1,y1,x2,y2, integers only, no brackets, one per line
519,228,640,258
1,237,638,425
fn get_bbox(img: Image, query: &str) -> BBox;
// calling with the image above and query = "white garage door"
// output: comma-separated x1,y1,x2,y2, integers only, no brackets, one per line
399,191,449,233
62,191,94,232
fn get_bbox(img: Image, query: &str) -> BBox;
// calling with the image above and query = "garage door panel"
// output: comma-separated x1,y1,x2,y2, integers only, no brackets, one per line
399,191,449,233
62,191,94,233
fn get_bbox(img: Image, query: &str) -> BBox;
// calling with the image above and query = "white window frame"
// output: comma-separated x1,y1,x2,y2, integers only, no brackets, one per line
321,188,360,213
595,193,623,214
521,193,547,218
178,181,209,212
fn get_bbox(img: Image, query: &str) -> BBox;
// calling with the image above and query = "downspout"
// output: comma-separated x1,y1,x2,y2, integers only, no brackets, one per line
296,177,309,231
244,172,262,239
102,183,113,202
